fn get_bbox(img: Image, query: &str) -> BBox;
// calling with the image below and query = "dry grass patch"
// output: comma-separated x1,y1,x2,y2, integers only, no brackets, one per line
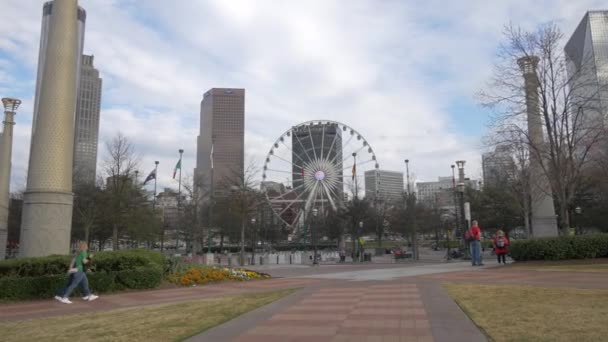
510,259,608,273
0,289,294,342
445,283,608,342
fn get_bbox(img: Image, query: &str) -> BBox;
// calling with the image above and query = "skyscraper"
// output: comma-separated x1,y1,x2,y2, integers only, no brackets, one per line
364,170,404,203
565,11,608,131
196,88,245,196
482,145,515,187
73,54,102,186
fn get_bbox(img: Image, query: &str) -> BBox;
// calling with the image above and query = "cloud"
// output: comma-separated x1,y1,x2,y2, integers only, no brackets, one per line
0,0,605,195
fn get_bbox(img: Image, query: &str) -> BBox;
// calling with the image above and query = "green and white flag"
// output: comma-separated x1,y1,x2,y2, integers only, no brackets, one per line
173,158,181,179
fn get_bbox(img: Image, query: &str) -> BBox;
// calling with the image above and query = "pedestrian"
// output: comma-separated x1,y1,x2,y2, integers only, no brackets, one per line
466,220,484,266
55,242,99,304
493,230,510,264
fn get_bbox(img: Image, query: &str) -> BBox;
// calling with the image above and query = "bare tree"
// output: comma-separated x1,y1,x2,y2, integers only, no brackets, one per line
221,162,261,266
479,24,607,233
102,133,140,250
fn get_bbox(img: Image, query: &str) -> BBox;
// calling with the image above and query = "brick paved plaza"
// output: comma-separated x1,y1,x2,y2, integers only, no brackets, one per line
2,261,607,342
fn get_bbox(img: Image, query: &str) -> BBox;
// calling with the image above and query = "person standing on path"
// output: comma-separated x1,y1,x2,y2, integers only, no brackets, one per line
468,221,484,266
55,242,99,304
493,230,510,264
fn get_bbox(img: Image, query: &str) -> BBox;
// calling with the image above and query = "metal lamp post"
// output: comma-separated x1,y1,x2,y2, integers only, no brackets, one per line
250,217,256,265
358,220,364,262
312,208,319,265
574,207,582,235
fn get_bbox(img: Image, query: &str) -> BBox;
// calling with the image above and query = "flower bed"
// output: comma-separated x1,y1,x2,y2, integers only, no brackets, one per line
167,266,270,286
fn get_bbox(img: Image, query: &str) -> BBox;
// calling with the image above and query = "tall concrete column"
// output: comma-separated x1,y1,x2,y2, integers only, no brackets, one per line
518,56,558,237
20,0,79,257
0,98,20,260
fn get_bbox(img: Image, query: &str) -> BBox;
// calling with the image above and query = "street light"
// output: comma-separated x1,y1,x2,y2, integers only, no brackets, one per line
358,220,364,262
574,207,582,235
251,217,256,265
312,208,319,265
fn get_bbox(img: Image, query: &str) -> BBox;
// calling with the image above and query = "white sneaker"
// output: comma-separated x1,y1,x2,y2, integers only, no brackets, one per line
82,296,89,300
87,294,99,301
54,295,63,302
59,297,72,304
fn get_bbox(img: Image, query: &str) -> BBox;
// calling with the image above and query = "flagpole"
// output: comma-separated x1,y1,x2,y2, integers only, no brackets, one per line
177,149,183,253
352,152,358,200
153,161,159,210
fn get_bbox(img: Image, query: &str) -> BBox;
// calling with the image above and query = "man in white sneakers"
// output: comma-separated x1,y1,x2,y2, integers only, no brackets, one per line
54,242,99,304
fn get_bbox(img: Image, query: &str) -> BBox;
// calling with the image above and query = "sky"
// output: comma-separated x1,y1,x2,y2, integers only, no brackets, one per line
0,0,605,193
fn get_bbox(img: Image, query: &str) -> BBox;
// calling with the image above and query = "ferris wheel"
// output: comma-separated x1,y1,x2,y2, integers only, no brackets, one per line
262,120,379,228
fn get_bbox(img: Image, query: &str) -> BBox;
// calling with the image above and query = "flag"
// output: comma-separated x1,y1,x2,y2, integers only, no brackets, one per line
173,158,182,179
143,169,156,185
210,144,214,169
351,161,356,181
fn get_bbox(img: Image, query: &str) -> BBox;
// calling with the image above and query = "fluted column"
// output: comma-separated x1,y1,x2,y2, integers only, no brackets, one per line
518,56,558,237
0,98,20,259
20,0,79,257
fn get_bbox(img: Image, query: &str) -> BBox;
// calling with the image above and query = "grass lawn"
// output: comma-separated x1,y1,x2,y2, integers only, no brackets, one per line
0,289,294,342
510,259,608,273
445,283,608,342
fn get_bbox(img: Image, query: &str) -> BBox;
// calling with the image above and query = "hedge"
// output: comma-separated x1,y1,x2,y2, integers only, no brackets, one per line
0,249,165,277
0,265,163,300
0,249,166,300
509,234,608,261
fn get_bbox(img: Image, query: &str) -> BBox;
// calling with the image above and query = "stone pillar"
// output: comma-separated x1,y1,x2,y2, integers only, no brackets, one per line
0,98,20,259
20,0,79,257
518,56,558,237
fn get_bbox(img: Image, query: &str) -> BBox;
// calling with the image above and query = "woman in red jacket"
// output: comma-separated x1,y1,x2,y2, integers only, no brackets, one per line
493,230,509,264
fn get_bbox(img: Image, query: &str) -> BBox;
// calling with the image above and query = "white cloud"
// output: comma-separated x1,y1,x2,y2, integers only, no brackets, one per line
0,0,605,195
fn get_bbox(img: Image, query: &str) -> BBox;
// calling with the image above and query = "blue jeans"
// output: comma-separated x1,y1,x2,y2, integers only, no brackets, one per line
470,240,482,265
59,271,91,298
56,273,74,297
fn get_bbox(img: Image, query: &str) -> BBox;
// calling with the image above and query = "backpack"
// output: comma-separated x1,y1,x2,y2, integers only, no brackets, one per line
465,229,475,242
497,237,505,248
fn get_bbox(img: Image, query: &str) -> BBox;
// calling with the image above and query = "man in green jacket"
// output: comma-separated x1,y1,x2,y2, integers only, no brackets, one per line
55,242,99,304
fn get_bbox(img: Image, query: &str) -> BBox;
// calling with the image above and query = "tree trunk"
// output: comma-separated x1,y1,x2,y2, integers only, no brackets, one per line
112,223,119,250
240,218,246,266
220,233,224,250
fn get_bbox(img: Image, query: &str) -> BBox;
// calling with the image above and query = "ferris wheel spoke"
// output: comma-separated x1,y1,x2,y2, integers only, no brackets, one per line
271,153,306,170
266,168,297,175
278,190,307,217
342,158,375,170
307,125,319,162
321,181,338,212
303,182,319,215
269,182,307,201
280,140,310,169
322,125,340,164
319,124,326,161
293,128,316,166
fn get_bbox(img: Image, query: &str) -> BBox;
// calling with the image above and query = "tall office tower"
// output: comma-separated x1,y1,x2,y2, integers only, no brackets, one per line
73,55,102,186
20,0,81,257
291,124,343,192
565,11,608,134
482,145,515,187
364,170,404,203
518,56,558,237
196,88,245,196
